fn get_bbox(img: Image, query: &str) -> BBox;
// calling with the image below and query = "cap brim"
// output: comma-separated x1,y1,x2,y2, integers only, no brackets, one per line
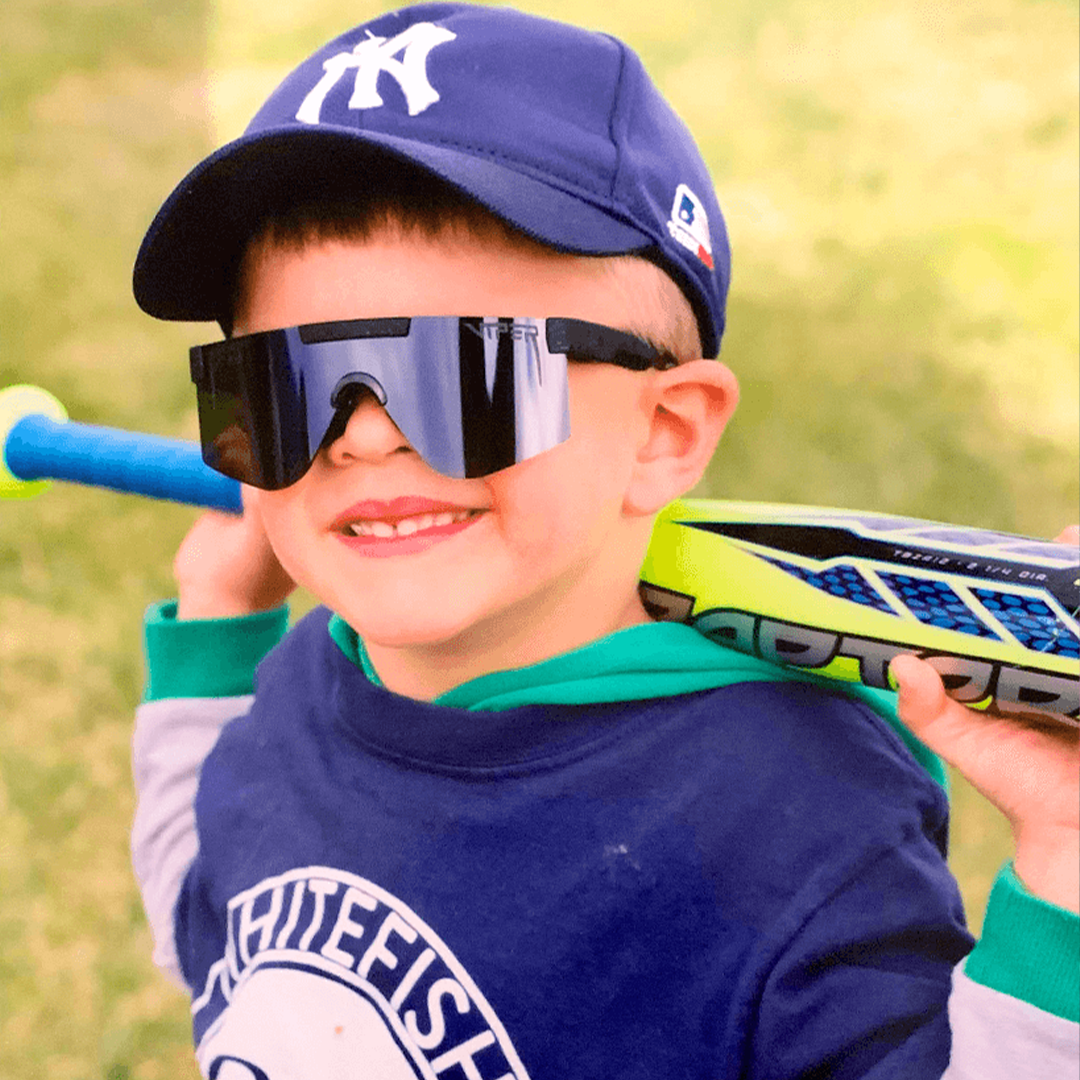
133,127,655,323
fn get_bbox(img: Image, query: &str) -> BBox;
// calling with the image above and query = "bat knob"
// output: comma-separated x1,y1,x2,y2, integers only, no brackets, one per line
0,384,68,499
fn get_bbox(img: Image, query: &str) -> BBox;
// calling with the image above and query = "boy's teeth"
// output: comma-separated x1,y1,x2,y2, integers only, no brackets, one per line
348,510,474,537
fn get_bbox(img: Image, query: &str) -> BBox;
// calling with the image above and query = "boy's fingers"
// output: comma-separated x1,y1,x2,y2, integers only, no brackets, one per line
1053,524,1079,545
889,653,977,760
891,654,948,723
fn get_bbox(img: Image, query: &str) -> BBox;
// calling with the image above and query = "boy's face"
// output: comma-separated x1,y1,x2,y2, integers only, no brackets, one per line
236,226,710,694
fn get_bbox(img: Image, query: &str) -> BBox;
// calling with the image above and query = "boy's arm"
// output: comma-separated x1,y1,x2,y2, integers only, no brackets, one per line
132,687,255,986
132,497,295,986
891,523,1079,1075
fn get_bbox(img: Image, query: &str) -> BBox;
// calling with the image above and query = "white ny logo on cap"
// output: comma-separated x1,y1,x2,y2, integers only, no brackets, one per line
296,22,457,123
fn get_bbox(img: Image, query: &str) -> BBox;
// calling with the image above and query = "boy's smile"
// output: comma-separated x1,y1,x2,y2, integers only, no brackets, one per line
331,496,485,555
235,224,735,698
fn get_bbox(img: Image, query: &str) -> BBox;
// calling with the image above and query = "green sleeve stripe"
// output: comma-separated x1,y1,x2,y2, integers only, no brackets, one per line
142,600,290,702
964,861,1080,1022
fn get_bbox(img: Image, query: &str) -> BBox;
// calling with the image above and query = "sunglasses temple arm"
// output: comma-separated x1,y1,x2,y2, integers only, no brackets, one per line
4,410,243,514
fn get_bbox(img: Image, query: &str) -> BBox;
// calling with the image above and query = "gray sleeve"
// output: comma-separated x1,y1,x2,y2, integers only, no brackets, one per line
942,962,1080,1079
131,695,253,988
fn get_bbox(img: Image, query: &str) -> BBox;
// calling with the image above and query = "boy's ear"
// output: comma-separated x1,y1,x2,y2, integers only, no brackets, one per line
624,359,739,516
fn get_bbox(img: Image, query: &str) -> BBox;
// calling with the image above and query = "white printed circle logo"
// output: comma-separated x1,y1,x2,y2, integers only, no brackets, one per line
195,867,529,1080
666,183,714,270
296,22,457,123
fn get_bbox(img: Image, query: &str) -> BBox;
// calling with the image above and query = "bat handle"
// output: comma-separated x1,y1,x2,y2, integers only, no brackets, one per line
1,386,242,514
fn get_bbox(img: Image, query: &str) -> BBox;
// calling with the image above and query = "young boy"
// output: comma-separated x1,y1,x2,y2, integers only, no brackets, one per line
130,5,1078,1077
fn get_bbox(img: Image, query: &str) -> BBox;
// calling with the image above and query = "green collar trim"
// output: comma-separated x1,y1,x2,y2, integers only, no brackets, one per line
326,613,945,788
331,611,815,708
328,612,384,686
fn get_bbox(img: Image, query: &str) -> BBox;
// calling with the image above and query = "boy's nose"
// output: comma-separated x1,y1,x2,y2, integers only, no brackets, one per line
323,389,415,468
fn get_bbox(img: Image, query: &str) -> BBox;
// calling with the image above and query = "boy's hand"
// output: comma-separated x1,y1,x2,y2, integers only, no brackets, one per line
890,525,1080,914
174,486,296,619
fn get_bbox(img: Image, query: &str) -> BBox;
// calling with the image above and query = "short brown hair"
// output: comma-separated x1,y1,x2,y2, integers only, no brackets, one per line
228,152,701,360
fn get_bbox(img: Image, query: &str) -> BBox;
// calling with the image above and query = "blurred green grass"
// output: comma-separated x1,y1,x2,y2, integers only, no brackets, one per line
1,0,1076,1075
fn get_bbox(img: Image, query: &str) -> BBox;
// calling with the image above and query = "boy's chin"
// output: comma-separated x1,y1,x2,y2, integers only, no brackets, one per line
336,602,505,653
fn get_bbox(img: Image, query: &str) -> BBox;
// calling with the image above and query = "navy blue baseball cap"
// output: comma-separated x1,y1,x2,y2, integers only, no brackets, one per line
133,3,730,357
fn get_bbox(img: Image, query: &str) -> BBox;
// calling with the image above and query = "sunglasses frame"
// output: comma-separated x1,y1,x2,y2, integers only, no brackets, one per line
189,317,678,489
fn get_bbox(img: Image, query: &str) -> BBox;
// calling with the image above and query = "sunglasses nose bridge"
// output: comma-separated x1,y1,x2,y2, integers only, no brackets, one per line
330,372,387,411
320,372,413,467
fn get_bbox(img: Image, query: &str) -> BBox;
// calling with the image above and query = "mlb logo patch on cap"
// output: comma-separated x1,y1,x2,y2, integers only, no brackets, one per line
667,184,714,270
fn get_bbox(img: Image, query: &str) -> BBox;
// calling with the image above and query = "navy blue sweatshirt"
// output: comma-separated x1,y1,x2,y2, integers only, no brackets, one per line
164,607,982,1077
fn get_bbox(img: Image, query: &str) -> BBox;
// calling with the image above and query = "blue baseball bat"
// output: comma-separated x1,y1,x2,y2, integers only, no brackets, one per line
0,384,243,513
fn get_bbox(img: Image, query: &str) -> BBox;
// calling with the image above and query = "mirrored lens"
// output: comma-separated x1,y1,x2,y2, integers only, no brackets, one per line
190,317,654,489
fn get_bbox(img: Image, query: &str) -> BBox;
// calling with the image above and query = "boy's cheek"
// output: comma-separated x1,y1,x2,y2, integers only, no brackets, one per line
256,497,321,581
484,453,600,548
